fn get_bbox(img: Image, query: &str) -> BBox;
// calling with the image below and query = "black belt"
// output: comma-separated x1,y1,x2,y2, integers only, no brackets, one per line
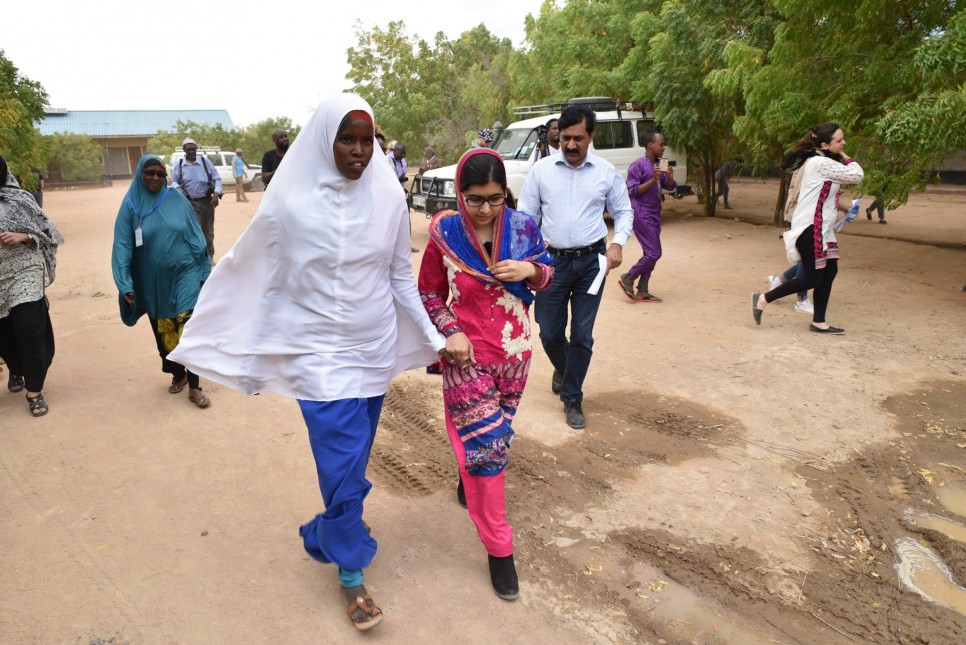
547,238,606,258
188,196,209,201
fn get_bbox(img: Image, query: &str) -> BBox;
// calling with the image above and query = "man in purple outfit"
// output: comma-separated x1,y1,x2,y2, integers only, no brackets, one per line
619,131,676,302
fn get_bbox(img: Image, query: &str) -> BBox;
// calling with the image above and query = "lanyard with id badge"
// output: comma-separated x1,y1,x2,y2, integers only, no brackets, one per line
126,185,169,247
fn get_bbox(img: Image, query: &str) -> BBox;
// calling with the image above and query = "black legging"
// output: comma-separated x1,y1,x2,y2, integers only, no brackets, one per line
150,321,200,389
0,296,54,392
765,225,838,323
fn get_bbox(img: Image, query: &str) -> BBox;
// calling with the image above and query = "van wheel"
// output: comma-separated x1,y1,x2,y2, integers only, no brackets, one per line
249,176,265,192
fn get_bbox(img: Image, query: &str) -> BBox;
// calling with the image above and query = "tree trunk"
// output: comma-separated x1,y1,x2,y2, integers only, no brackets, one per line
774,169,789,226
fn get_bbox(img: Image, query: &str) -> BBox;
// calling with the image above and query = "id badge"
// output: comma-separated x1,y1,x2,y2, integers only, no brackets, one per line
135,227,143,247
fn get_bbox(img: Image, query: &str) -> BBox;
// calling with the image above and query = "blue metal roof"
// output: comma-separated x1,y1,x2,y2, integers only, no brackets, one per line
38,110,235,137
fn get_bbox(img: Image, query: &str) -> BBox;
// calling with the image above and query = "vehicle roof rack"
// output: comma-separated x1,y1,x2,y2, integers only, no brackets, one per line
512,98,652,118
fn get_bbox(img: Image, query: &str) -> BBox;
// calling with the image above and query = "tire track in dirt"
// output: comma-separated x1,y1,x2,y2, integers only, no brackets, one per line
370,382,453,497
374,381,751,643
375,379,964,642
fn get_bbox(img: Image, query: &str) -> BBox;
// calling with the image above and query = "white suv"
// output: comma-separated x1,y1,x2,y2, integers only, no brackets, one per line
168,147,264,191
410,99,691,216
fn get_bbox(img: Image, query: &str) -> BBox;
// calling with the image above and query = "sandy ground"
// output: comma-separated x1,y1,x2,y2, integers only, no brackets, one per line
1,177,965,644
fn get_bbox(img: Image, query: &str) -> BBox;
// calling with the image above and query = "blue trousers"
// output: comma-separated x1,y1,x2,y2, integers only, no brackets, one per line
534,254,606,403
297,396,384,576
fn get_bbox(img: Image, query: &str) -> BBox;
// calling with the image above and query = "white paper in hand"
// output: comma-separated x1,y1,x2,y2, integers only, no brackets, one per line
587,253,608,295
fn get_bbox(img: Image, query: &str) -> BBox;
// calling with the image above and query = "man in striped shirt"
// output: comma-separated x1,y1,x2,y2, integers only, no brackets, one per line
517,104,633,430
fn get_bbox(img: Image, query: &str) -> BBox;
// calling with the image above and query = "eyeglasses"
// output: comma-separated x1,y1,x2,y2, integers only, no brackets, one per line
463,194,506,208
142,170,167,178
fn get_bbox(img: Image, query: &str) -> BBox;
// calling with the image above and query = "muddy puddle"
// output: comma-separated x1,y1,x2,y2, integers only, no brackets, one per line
895,537,966,615
372,378,966,643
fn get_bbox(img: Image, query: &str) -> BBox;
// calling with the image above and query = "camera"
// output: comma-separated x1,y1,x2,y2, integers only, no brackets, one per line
536,125,549,145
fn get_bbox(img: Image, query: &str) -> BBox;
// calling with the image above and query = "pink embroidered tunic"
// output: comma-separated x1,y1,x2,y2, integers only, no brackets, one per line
419,241,551,366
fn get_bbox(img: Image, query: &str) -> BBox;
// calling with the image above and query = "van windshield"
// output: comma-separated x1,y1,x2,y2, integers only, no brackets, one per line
493,128,538,161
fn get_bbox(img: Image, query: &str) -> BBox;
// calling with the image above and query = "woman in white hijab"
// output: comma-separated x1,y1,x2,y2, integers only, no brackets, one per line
169,94,445,631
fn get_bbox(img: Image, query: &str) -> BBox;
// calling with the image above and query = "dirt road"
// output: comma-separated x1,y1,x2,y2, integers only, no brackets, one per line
2,179,964,644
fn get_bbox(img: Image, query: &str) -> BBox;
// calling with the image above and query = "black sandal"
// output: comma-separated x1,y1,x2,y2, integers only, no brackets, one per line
8,373,25,393
26,393,49,417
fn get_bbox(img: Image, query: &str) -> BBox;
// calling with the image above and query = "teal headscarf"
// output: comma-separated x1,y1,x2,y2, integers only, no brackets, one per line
111,154,211,325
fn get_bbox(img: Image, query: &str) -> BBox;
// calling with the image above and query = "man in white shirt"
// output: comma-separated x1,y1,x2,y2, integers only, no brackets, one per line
517,104,633,429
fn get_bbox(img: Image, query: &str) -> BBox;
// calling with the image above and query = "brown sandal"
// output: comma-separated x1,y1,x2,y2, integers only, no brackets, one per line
346,592,383,631
188,388,211,408
168,375,188,394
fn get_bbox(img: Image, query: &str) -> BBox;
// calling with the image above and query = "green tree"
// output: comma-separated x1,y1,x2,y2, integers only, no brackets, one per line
874,6,966,196
509,0,646,105
346,21,515,165
720,0,959,223
146,117,301,165
0,50,49,191
236,117,301,164
46,133,103,182
632,0,779,215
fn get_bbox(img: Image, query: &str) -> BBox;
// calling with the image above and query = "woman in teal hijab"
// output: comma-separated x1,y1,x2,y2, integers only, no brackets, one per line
112,155,212,407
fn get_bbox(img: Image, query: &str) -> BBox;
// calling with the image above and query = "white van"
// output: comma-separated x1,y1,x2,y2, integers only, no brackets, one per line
410,99,691,216
168,147,264,191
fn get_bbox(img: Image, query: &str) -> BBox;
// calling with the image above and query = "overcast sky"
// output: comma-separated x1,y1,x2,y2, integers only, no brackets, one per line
2,0,548,128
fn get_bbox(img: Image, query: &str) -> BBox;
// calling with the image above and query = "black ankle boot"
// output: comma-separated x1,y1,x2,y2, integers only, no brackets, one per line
488,554,519,600
456,478,467,508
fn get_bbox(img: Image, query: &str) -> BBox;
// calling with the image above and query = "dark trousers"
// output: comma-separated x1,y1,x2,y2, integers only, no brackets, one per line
534,254,606,403
150,321,199,389
0,297,54,392
765,226,838,323
188,199,215,259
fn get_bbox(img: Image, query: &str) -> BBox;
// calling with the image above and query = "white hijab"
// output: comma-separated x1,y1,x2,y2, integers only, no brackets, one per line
169,94,444,400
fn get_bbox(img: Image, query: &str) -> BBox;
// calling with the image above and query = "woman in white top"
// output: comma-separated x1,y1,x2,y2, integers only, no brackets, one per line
752,123,864,334
169,94,446,631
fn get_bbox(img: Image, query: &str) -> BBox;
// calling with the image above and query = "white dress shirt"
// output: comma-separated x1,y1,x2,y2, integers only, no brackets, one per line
517,151,633,249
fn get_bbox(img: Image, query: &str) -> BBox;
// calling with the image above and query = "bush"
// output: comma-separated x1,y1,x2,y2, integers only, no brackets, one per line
47,133,103,182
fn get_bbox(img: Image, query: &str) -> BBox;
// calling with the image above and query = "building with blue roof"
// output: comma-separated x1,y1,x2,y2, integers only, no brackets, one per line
39,109,234,178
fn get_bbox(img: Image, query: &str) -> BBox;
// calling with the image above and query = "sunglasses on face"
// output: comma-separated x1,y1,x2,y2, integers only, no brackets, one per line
142,170,167,178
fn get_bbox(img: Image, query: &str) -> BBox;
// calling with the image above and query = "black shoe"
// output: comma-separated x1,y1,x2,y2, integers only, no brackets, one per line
564,400,586,429
809,324,845,335
751,292,763,325
551,370,563,394
8,373,25,392
879,219,887,224
456,478,467,508
488,554,519,600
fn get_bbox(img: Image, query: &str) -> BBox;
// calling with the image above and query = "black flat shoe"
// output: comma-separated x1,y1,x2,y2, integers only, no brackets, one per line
809,324,845,335
456,478,467,508
8,373,25,393
488,554,519,600
752,292,763,325
551,370,563,394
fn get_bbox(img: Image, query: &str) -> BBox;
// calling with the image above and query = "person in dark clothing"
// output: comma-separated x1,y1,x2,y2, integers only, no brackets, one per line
260,129,290,186
0,155,64,417
714,157,743,209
